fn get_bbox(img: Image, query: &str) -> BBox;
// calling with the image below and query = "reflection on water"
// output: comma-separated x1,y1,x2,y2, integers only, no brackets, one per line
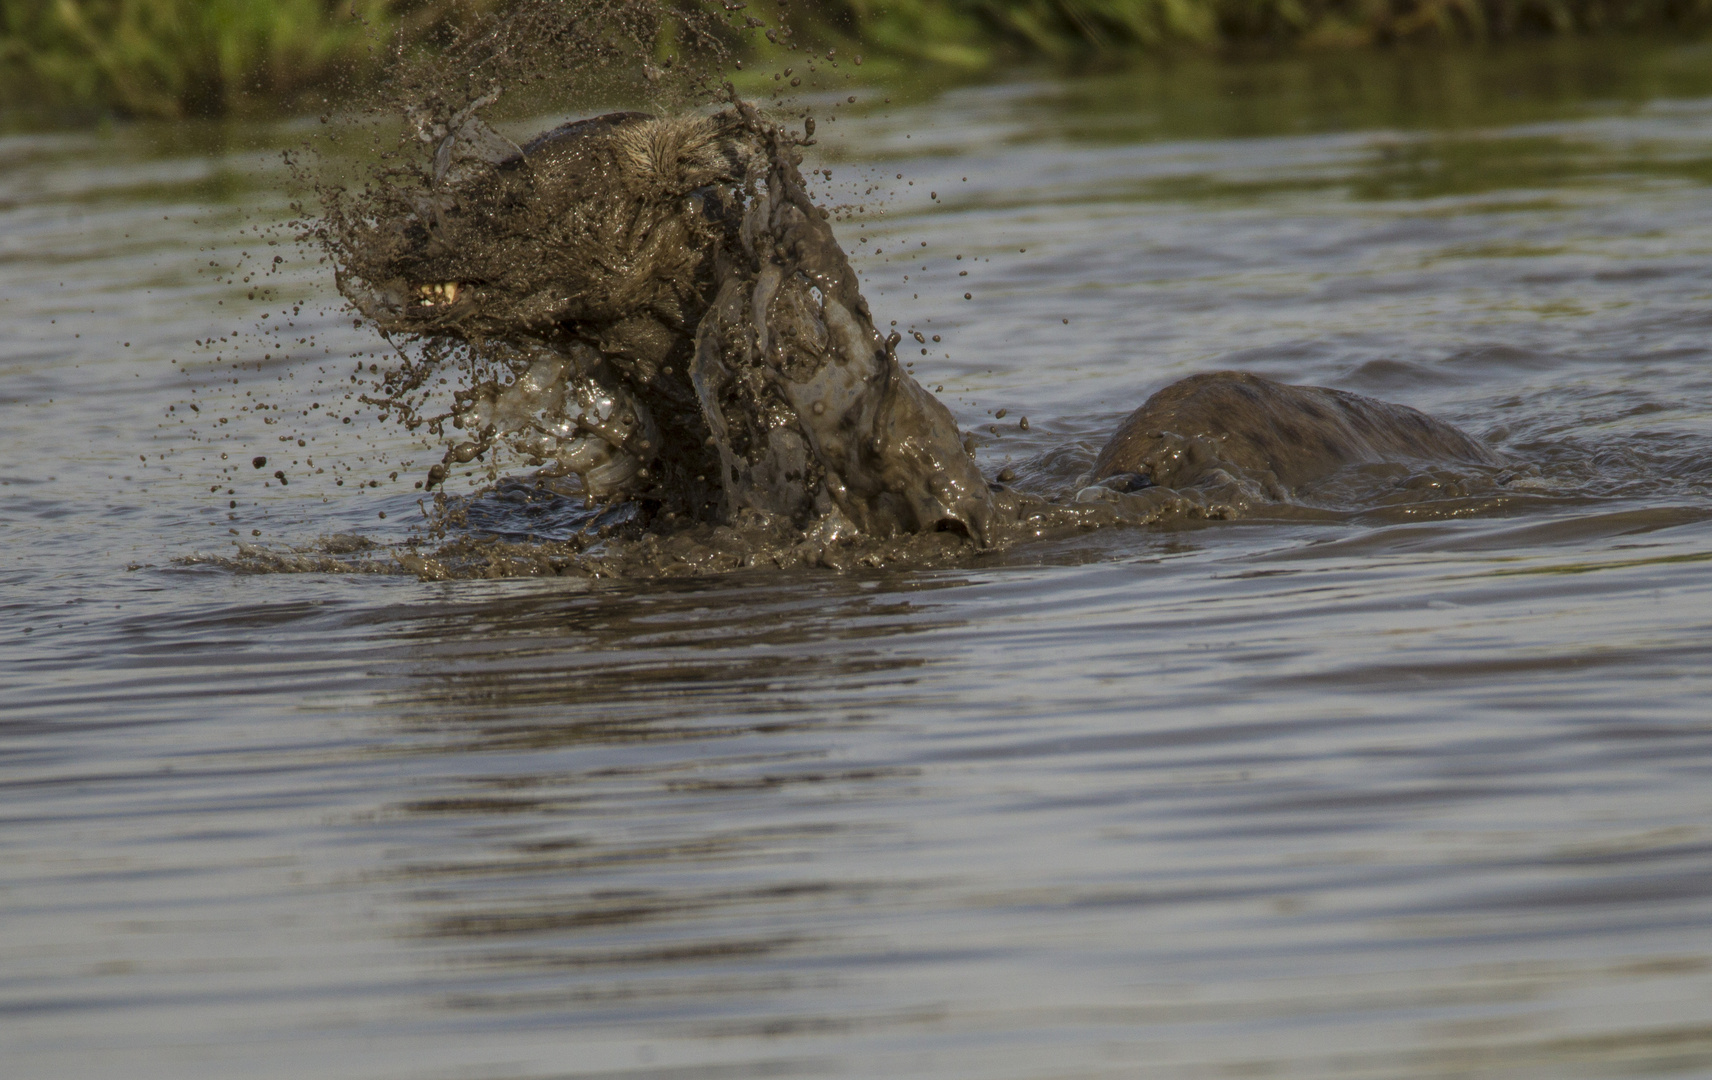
6,36,1712,1080
383,575,957,744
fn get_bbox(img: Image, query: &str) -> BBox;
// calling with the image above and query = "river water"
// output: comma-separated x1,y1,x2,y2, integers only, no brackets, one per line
6,39,1712,1079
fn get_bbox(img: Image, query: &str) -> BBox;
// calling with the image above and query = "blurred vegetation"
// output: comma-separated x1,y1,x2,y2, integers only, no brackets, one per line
3,0,1711,120
824,0,1712,63
0,0,495,119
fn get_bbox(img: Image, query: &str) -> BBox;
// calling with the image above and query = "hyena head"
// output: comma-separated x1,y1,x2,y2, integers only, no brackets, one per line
335,108,764,345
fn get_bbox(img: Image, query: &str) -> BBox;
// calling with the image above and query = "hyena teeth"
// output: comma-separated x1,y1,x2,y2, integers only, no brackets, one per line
414,283,459,307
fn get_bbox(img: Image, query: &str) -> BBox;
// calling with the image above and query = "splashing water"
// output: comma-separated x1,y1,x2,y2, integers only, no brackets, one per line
288,1,1522,580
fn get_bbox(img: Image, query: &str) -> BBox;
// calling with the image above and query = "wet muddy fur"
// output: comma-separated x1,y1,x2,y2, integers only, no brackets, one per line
333,101,1502,553
1091,372,1504,496
337,102,993,542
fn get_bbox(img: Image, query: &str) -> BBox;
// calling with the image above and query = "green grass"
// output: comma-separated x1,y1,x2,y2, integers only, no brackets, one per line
811,0,1712,66
4,0,1711,120
0,0,492,119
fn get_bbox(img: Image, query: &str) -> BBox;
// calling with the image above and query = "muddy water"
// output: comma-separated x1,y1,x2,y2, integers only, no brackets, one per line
8,39,1712,1079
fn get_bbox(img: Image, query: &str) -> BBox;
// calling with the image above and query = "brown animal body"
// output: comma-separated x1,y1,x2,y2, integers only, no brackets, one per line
335,104,996,541
1090,371,1503,493
335,100,1504,545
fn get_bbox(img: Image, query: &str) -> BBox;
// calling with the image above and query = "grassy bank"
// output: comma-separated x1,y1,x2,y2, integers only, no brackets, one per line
4,0,1711,120
0,0,498,120
827,0,1712,66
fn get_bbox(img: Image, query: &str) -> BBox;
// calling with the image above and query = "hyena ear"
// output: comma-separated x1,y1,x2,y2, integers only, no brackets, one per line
431,108,524,188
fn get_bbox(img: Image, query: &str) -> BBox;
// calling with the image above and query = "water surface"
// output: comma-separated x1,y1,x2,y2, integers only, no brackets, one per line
6,39,1712,1079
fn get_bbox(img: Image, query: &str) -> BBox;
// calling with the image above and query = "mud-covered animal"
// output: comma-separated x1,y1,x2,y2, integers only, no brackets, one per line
334,100,1502,547
336,102,994,541
1090,371,1503,497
